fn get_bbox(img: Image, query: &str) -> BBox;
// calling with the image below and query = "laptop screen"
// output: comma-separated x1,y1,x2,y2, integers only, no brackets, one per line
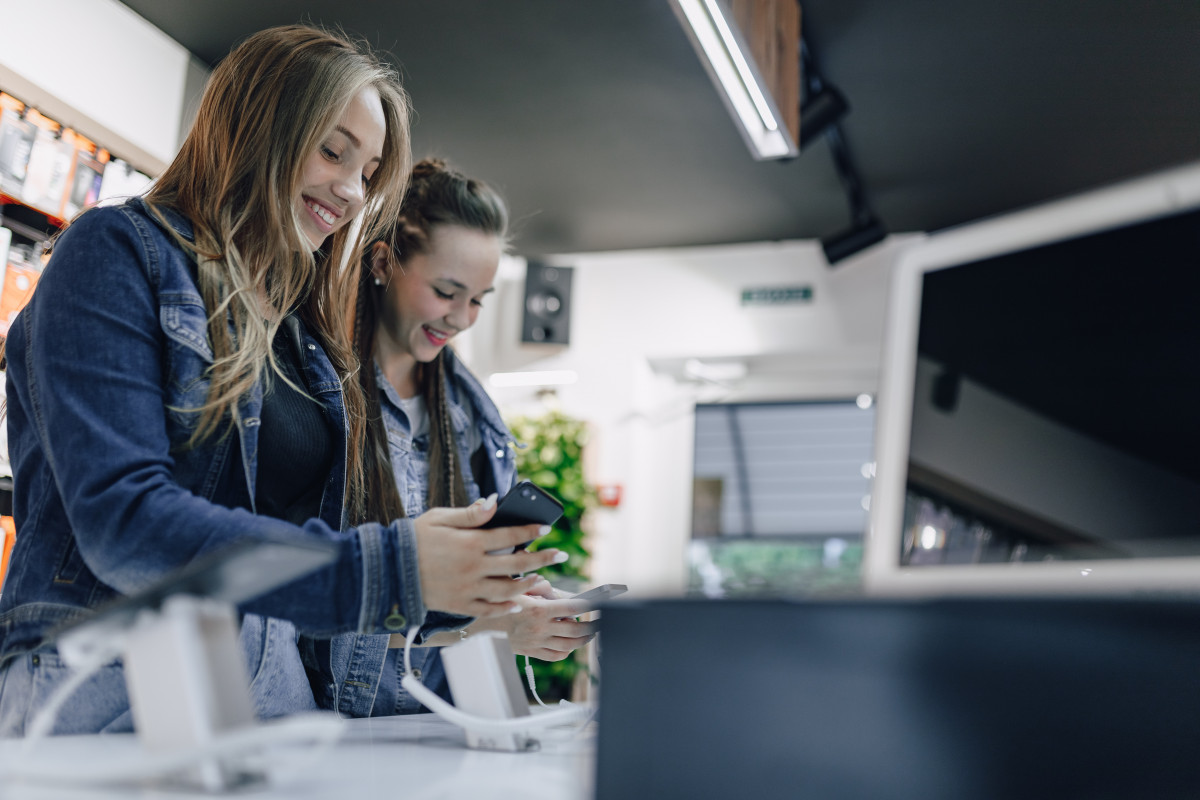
865,161,1200,595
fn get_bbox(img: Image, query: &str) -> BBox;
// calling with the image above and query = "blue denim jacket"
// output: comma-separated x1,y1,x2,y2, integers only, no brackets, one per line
0,198,449,732
305,349,519,718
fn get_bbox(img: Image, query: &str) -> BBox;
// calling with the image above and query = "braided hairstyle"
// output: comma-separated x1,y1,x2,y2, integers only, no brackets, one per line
355,158,509,523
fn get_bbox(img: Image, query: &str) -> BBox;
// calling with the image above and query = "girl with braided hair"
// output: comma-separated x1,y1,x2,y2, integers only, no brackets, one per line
305,159,596,717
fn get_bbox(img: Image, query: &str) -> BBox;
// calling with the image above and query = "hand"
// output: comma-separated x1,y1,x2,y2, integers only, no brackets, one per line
471,593,598,661
522,575,570,600
413,494,568,619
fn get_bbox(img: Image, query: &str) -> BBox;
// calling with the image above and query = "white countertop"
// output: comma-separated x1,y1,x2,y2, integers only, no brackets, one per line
0,713,597,800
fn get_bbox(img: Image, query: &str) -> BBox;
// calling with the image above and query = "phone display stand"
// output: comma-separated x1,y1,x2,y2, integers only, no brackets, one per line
441,632,536,752
59,595,259,790
26,539,344,791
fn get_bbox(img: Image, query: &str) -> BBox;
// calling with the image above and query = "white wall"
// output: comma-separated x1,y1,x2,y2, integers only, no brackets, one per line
457,236,914,597
0,0,206,174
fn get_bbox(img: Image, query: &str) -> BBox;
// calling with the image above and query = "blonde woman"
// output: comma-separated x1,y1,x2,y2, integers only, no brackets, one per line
0,26,563,736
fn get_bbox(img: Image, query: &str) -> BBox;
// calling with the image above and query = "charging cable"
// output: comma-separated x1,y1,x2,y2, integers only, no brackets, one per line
523,655,549,708
399,626,592,735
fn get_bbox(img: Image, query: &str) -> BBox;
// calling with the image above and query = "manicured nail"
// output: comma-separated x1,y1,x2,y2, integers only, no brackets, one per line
553,551,569,564
482,493,498,510
538,525,552,537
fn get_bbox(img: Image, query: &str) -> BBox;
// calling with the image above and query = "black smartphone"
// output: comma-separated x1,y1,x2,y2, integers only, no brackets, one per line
483,480,565,554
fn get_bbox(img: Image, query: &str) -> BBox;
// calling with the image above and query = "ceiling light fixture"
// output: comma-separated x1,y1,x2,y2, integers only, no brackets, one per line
671,0,799,161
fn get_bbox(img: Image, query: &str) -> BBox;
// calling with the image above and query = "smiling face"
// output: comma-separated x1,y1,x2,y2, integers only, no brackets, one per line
371,224,501,390
297,86,387,250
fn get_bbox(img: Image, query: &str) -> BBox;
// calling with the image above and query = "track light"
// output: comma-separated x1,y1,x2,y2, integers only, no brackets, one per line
821,217,888,265
802,40,888,266
670,0,799,161
798,85,849,150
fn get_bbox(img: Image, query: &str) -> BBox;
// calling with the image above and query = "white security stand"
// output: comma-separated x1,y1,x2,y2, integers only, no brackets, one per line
5,540,343,790
58,594,260,791
441,631,535,752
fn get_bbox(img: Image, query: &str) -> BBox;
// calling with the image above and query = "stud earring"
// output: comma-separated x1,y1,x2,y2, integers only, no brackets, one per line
373,277,383,286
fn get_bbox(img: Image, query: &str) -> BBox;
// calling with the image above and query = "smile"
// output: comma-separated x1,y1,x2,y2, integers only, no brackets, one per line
305,198,338,227
423,325,450,345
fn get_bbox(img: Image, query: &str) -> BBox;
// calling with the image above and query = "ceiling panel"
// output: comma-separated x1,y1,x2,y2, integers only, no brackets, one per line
117,0,1200,258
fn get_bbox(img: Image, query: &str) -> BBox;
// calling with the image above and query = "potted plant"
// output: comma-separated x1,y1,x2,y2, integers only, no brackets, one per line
506,409,595,702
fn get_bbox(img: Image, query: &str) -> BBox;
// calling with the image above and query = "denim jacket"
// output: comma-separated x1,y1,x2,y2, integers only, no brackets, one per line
304,348,519,718
0,198,449,729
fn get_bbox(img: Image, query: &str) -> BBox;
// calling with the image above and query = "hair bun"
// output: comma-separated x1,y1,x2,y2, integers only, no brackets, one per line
411,158,447,181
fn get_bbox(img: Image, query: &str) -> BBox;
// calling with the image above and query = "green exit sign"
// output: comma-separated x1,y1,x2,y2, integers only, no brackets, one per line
741,285,813,305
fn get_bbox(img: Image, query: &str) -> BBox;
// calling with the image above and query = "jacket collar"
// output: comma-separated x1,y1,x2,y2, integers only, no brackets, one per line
130,196,195,243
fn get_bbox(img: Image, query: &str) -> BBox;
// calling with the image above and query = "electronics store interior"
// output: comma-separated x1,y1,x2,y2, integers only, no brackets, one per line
1,2,1198,798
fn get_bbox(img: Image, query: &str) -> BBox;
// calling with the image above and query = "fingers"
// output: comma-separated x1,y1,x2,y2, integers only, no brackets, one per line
483,522,552,553
498,546,569,576
479,574,542,602
557,599,600,617
555,619,598,638
465,598,523,619
523,576,557,599
430,493,499,529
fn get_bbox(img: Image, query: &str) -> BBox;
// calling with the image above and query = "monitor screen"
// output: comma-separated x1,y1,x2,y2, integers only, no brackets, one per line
865,161,1200,595
594,597,1200,799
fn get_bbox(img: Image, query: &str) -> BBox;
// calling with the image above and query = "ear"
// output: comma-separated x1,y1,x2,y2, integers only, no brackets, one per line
369,241,393,285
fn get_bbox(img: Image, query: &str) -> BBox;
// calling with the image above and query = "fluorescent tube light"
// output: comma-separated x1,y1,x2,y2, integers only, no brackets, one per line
488,370,579,388
671,0,799,161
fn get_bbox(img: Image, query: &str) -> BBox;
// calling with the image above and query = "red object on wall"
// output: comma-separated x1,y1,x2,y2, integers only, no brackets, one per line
596,484,623,508
0,516,15,590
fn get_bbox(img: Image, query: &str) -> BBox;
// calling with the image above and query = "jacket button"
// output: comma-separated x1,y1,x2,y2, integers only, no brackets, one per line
384,606,407,631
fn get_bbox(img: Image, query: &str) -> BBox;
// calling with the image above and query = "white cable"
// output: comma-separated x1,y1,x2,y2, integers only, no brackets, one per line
524,655,549,708
401,626,591,734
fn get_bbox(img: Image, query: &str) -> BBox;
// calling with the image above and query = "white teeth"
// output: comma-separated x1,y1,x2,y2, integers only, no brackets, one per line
425,327,447,341
307,201,335,226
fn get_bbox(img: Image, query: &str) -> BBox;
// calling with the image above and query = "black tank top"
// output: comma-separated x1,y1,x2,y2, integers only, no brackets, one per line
254,315,335,525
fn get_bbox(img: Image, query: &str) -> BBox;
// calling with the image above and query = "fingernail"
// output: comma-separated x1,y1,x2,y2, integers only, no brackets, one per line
538,525,552,537
482,493,498,510
508,604,523,614
553,551,569,564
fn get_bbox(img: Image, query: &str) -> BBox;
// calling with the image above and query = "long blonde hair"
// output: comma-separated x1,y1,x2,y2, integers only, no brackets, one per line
145,24,411,523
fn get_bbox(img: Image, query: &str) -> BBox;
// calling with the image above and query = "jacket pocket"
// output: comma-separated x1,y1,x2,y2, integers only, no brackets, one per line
159,301,214,445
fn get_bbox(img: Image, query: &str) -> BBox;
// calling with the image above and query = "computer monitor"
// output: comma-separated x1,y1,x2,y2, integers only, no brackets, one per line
594,597,1200,799
864,161,1200,596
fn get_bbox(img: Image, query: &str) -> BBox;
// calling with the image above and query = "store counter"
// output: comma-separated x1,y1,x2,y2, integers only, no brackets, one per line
0,713,596,800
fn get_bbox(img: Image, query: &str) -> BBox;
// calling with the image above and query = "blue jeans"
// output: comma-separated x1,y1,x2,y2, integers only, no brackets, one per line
0,649,132,736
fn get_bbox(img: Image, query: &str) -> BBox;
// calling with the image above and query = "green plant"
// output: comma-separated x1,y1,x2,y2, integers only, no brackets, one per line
505,409,595,701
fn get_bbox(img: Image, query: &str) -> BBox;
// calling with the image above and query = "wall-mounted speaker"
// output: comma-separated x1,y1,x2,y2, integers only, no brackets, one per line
521,262,573,344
